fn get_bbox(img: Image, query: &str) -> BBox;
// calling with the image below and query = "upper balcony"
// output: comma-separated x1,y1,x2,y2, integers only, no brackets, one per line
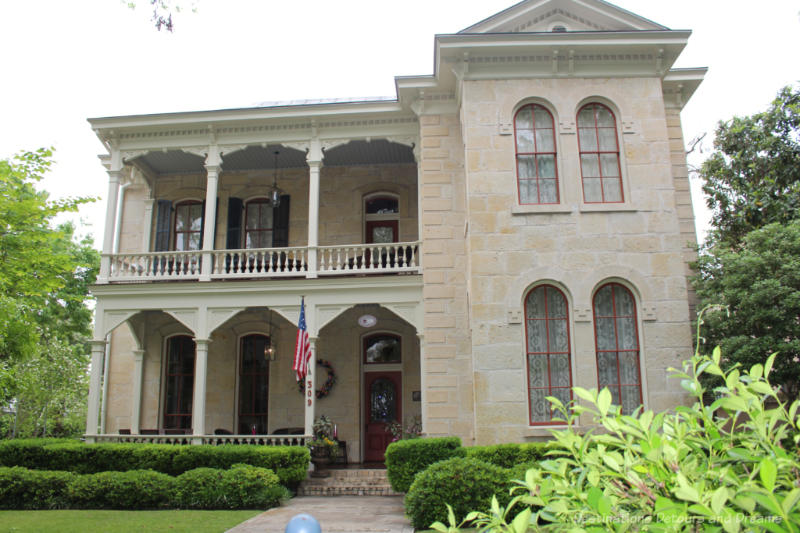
97,139,421,284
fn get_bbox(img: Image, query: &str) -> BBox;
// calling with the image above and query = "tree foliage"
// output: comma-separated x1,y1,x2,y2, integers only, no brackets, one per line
693,85,800,402
0,148,98,435
700,85,800,248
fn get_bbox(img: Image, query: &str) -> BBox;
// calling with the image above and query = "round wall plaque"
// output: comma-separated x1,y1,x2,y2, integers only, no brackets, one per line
358,314,377,328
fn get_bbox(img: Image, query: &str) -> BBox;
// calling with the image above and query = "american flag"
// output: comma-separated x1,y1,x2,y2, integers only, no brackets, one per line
292,297,311,381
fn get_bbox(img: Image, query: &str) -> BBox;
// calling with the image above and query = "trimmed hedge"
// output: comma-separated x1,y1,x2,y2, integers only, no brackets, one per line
464,442,550,468
385,437,464,493
404,457,517,530
0,464,288,510
0,439,309,487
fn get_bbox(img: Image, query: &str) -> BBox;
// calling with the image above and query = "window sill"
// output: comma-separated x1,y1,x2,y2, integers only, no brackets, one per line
579,203,637,213
523,425,574,438
511,205,574,215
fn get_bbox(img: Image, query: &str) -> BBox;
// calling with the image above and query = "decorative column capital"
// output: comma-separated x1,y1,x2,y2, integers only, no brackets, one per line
133,349,145,361
307,137,323,166
204,144,222,169
194,338,211,349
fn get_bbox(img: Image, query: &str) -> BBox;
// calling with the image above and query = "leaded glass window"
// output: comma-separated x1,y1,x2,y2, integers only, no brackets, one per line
515,104,559,204
593,283,642,414
577,103,623,203
525,285,572,424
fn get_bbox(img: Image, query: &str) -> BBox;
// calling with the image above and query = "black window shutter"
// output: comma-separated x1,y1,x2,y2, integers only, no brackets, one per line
154,200,172,251
273,194,290,247
226,197,243,249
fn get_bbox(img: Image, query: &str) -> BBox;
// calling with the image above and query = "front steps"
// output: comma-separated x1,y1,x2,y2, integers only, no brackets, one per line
297,468,402,496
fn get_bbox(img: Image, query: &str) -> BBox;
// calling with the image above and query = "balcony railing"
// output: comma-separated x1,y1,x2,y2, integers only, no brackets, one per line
101,242,421,283
87,434,309,446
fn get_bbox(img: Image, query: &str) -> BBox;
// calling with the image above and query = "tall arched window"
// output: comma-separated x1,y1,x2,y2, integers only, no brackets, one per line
244,199,273,249
164,335,195,430
514,104,558,204
173,201,203,251
364,195,400,244
577,103,623,203
238,334,270,434
593,283,642,414
525,285,571,424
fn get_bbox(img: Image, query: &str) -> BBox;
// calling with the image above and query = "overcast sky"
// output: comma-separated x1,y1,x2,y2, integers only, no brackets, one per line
1,0,799,247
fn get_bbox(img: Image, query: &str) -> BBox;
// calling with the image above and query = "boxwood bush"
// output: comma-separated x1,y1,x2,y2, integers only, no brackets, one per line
175,464,289,509
385,436,464,493
67,469,176,509
464,442,550,468
0,441,309,487
404,457,516,530
0,466,76,510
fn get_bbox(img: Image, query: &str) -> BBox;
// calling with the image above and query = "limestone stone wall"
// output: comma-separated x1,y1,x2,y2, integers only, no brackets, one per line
455,77,695,444
417,112,476,444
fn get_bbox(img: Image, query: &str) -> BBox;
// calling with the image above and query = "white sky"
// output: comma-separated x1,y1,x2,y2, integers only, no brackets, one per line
1,0,799,248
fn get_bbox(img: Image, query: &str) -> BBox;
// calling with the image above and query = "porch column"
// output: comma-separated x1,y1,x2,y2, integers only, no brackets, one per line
417,333,428,435
142,198,154,252
306,139,322,278
304,337,318,436
200,147,221,281
413,143,424,269
192,339,210,437
85,340,108,439
131,349,145,434
98,152,123,284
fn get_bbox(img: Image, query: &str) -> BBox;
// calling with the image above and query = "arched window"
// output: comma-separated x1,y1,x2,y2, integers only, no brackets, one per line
245,199,273,249
173,200,203,251
514,104,558,204
238,334,270,434
164,335,195,430
593,283,642,414
364,333,402,364
364,195,400,244
525,285,571,424
577,103,623,203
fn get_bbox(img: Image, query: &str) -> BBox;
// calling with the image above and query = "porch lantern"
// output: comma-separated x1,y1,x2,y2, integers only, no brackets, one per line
268,150,284,208
265,309,277,361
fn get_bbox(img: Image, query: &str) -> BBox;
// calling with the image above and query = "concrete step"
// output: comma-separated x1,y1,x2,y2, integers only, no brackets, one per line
297,468,403,497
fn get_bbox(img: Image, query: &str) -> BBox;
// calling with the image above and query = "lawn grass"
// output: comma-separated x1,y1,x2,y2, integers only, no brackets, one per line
0,510,262,533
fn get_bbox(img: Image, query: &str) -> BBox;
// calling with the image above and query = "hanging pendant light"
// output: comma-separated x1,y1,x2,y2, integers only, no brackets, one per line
268,150,284,208
264,308,277,362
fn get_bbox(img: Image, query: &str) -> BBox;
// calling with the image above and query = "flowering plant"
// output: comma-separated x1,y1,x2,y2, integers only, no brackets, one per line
308,415,339,454
387,415,422,441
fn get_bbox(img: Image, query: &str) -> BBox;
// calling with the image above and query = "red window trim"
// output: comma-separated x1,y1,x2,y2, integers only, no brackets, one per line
577,103,624,204
592,282,643,412
238,334,270,432
524,284,573,426
514,104,559,205
244,199,273,249
173,200,203,251
163,335,195,430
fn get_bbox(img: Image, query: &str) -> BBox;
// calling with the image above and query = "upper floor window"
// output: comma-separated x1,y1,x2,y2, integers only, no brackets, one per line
514,104,558,204
173,201,203,251
365,195,399,244
525,285,571,424
577,103,623,203
593,283,642,414
245,199,274,249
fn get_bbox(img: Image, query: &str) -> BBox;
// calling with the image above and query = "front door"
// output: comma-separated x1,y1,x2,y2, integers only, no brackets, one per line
364,371,401,462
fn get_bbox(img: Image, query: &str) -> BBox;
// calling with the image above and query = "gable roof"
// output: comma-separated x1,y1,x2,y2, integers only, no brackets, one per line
460,0,668,34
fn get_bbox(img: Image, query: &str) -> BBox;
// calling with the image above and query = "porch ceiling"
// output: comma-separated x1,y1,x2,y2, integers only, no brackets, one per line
130,140,415,176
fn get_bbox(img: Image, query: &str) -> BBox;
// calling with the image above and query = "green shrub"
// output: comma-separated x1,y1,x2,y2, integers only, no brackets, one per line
465,442,549,468
219,464,290,509
66,469,176,509
404,457,514,530
0,441,309,487
0,466,76,510
385,436,464,493
174,467,226,509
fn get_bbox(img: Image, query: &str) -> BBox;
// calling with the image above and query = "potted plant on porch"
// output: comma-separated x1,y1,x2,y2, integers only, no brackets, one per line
307,415,339,477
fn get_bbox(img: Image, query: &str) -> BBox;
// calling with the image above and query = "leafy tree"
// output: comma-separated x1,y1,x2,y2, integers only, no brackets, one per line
0,148,97,427
693,86,800,402
700,85,800,247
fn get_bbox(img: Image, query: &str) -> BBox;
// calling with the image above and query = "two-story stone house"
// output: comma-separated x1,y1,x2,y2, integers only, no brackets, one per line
85,0,704,463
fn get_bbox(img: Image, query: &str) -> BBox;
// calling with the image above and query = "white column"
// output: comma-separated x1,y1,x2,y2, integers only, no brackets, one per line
413,143,424,269
200,147,221,281
98,151,123,283
142,198,155,252
304,337,318,436
418,333,427,435
131,349,145,434
306,139,322,278
192,339,210,437
85,340,108,439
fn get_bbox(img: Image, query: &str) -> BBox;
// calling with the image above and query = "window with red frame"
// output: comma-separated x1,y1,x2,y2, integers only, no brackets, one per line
238,334,270,434
244,199,273,248
593,283,642,414
164,336,195,430
514,104,558,204
577,103,623,203
173,201,203,251
525,285,572,424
